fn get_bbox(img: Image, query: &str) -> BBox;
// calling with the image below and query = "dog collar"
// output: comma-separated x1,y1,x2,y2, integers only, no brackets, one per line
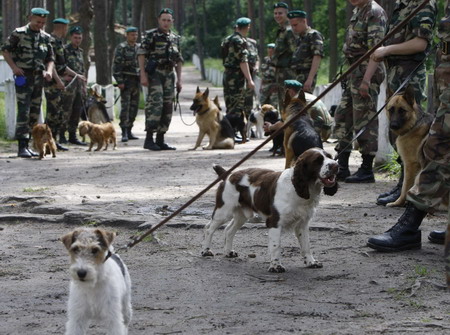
196,108,210,115
103,250,112,263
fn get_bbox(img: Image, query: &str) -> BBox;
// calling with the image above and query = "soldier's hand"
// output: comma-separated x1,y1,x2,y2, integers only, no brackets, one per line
304,79,313,93
176,81,182,93
118,84,125,90
77,75,87,82
12,66,24,76
371,47,387,62
56,81,65,90
247,80,255,91
359,80,370,98
140,74,148,87
43,71,53,81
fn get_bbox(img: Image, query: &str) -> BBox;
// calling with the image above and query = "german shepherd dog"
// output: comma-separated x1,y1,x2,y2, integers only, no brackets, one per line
283,91,322,168
190,87,235,150
385,85,434,207
86,88,110,124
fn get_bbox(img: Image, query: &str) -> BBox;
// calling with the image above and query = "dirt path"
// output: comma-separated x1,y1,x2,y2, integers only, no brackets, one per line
0,66,449,335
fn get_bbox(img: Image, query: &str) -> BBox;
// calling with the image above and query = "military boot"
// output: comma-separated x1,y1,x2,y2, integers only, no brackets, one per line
59,131,68,144
143,132,161,151
25,138,38,157
336,151,351,181
367,202,426,251
156,133,176,150
69,132,87,146
377,168,403,205
121,127,129,142
428,230,445,245
127,127,139,140
345,154,375,183
17,139,32,158
52,130,68,151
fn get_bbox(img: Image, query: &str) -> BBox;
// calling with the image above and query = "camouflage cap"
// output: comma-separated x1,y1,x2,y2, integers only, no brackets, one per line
287,10,307,19
236,17,251,27
273,2,288,9
284,79,303,89
53,18,70,25
267,43,276,48
69,26,83,35
126,26,138,33
31,7,50,17
159,8,174,16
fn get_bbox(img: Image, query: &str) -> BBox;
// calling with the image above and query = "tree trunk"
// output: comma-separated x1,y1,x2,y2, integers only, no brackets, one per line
57,0,66,17
258,0,265,58
132,0,143,38
143,0,158,30
72,0,80,14
2,0,21,39
303,0,313,26
285,0,293,10
235,0,241,18
122,0,127,25
46,0,55,33
346,2,353,26
93,0,111,84
108,0,116,75
247,0,255,39
79,0,94,78
328,0,338,82
192,0,205,80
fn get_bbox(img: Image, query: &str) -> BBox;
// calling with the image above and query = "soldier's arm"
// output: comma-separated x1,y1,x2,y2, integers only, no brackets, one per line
112,46,125,88
2,50,24,76
138,54,148,87
240,62,255,90
304,55,321,93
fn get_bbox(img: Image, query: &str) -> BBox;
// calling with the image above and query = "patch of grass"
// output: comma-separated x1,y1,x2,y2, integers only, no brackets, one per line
414,265,430,277
377,151,401,178
22,187,49,193
204,58,224,72
82,220,99,227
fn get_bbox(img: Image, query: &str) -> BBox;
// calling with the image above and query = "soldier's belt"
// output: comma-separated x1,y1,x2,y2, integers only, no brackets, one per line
22,69,43,76
441,41,449,55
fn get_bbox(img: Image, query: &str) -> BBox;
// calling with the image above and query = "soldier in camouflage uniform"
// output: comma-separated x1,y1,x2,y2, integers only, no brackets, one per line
259,43,278,107
272,2,297,111
334,0,387,184
288,10,324,93
61,26,87,145
368,1,450,257
138,8,183,151
1,8,55,158
113,26,141,142
244,37,259,119
222,18,255,118
371,0,437,205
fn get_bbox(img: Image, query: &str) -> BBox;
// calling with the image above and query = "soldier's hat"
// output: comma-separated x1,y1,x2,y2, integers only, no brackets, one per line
236,17,251,27
287,10,307,19
267,43,276,49
53,18,70,25
159,8,174,16
31,7,50,17
69,26,83,35
284,80,303,90
126,26,138,33
273,2,289,9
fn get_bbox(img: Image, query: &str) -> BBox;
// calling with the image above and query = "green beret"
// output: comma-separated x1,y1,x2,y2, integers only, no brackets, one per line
69,26,83,35
53,18,70,25
236,17,251,27
126,26,138,33
284,80,303,89
31,7,50,17
287,10,307,19
159,8,174,16
267,43,276,48
273,2,288,9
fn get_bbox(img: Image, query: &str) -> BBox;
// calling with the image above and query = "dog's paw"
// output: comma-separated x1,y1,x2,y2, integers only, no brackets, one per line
268,265,286,273
386,200,404,207
201,249,214,257
306,261,323,269
226,251,238,258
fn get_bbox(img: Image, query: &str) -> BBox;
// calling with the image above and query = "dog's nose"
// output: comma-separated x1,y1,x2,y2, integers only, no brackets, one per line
77,269,87,279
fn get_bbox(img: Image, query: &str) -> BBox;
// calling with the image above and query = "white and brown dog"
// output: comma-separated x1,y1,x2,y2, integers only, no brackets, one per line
61,228,132,335
202,148,339,272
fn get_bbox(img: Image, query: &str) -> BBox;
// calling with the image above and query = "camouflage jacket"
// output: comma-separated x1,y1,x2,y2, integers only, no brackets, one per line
291,27,324,72
64,43,85,75
385,0,437,63
50,33,67,75
113,41,140,84
344,0,387,61
272,22,297,68
137,28,183,69
246,38,259,72
260,56,276,82
1,23,54,71
222,31,248,69
438,0,450,43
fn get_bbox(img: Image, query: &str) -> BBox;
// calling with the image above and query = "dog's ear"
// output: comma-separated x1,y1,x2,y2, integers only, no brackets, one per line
196,86,200,94
291,156,310,199
61,230,79,250
297,90,307,105
203,87,209,99
403,85,416,106
323,182,338,196
283,90,292,110
95,229,115,249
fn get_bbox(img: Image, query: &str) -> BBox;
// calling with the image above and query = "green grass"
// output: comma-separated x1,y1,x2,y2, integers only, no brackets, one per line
22,187,49,193
377,151,401,178
204,58,224,72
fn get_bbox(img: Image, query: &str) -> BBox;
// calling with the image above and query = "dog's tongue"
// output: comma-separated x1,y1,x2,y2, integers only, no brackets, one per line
321,175,336,187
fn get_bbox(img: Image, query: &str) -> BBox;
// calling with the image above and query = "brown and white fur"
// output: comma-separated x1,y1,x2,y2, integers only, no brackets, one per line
61,228,132,335
202,148,339,272
386,85,433,207
190,87,235,150
31,123,57,159
78,121,117,152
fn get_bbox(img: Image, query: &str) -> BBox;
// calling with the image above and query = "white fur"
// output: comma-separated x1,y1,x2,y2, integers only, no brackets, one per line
246,110,264,139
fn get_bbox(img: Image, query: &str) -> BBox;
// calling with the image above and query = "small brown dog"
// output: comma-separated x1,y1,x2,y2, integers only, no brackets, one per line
78,121,117,152
31,123,57,159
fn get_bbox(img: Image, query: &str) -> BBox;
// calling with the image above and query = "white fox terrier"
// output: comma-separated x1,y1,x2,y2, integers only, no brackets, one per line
61,228,132,335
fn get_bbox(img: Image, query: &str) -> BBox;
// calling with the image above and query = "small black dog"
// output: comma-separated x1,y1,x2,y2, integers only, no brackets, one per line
263,109,284,156
225,111,247,144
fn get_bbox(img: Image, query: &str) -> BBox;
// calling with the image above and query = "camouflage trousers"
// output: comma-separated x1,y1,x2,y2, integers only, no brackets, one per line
387,61,427,105
61,80,84,134
334,63,385,155
145,69,174,133
275,67,296,112
223,68,246,116
44,83,64,137
296,69,317,93
119,75,140,129
15,72,44,139
259,81,279,108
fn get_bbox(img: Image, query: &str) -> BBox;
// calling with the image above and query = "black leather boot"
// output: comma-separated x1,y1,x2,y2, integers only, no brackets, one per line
25,138,38,157
52,130,68,151
345,154,375,183
17,139,32,158
377,168,403,205
59,131,68,144
127,127,139,140
121,127,129,142
69,132,87,146
143,132,161,151
156,133,176,150
428,230,445,245
336,151,351,181
367,202,426,251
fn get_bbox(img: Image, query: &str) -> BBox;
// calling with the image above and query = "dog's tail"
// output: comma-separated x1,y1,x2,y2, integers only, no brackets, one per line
213,164,228,180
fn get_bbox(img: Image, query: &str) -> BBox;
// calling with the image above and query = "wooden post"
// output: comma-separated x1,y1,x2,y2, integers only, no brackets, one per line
5,79,16,139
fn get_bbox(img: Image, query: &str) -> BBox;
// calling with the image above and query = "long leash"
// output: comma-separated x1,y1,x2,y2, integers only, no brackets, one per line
116,0,431,253
176,91,196,126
